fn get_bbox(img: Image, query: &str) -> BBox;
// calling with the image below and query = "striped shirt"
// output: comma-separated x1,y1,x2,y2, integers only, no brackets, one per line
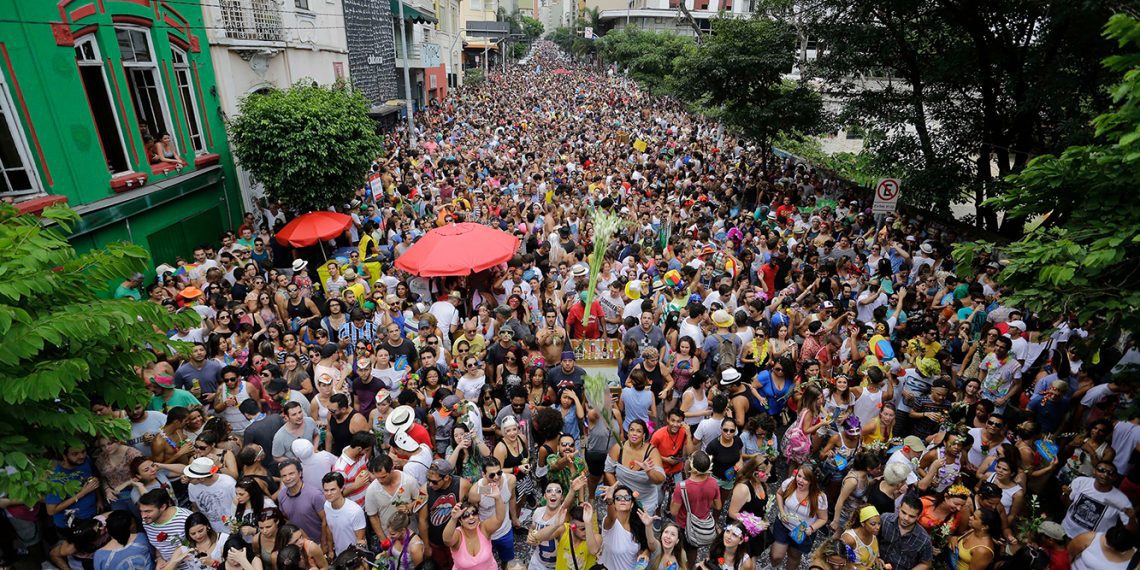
143,507,191,567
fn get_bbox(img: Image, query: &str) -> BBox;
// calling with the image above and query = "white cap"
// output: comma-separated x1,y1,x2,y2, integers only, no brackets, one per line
1007,320,1026,331
392,430,419,452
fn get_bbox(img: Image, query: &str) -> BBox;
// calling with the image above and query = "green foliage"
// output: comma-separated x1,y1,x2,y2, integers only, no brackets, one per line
772,132,883,186
954,14,1140,343
229,82,382,212
797,0,1118,228
521,15,544,39
0,205,196,504
549,26,595,58
597,27,694,95
673,18,825,146
465,67,486,86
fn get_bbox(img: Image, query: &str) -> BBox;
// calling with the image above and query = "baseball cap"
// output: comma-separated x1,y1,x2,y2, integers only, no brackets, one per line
428,458,454,476
902,436,926,453
440,395,461,416
392,429,419,452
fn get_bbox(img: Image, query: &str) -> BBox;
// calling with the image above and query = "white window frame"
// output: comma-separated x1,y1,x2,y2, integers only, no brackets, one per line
116,25,179,158
171,47,207,155
75,35,134,176
0,72,43,198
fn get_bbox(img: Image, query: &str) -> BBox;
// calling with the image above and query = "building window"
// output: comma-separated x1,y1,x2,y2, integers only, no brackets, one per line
116,27,177,163
0,75,43,198
295,0,309,9
171,47,206,154
75,35,131,174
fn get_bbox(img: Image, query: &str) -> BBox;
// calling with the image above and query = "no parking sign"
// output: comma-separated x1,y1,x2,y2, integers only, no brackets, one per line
872,178,902,214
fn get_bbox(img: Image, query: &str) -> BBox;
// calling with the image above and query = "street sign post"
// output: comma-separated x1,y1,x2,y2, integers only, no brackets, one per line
872,178,902,214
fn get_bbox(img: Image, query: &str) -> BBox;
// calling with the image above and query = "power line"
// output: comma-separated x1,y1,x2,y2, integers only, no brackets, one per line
161,0,351,19
0,17,348,31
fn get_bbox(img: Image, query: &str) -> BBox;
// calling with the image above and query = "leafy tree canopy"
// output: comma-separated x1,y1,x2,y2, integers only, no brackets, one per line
781,0,1119,230
953,14,1140,345
672,17,826,147
0,205,195,504
596,27,694,95
229,82,382,212
521,15,544,39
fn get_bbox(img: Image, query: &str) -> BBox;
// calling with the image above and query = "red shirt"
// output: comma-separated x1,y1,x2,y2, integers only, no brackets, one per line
407,423,432,448
566,301,604,339
671,476,719,528
650,427,688,476
758,263,778,293
1043,543,1070,570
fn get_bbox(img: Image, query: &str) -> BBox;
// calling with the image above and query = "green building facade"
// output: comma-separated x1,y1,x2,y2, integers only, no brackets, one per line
0,0,242,266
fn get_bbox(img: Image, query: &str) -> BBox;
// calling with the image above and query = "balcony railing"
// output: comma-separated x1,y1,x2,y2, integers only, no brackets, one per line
220,0,283,42
395,42,423,60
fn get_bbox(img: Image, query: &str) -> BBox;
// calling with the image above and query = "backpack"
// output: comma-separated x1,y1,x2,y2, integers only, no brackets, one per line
713,333,739,373
680,480,717,547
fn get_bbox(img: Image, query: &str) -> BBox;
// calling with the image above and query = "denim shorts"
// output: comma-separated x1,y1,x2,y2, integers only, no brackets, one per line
770,519,816,554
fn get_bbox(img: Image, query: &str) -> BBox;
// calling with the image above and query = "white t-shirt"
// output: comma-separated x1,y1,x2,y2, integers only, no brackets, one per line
966,427,1007,468
128,411,167,457
429,301,461,334
1111,421,1140,475
856,291,887,323
323,499,367,555
1062,476,1133,538
363,470,421,533
456,374,486,401
187,475,237,534
400,444,433,486
1080,384,1118,407
886,450,919,485
622,299,644,321
694,417,723,448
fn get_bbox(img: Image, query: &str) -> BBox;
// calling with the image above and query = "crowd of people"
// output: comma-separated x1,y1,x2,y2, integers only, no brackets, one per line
12,41,1140,570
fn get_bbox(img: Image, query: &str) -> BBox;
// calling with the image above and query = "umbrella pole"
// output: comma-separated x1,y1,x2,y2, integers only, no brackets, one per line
319,240,327,263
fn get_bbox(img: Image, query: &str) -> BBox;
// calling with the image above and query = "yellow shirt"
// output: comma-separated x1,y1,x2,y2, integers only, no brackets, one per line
862,417,892,446
453,334,486,359
554,523,595,570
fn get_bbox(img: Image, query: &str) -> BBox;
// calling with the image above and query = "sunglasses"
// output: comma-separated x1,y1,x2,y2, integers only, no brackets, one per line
546,487,563,494
613,495,633,502
987,420,1004,428
195,444,210,451
722,429,737,434
486,472,501,479
427,478,443,485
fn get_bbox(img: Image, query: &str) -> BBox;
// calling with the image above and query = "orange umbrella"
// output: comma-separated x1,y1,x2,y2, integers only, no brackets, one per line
395,223,519,276
275,211,352,248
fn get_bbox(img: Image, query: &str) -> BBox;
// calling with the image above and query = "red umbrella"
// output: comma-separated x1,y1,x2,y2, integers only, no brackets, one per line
552,68,572,75
395,223,519,277
275,211,352,248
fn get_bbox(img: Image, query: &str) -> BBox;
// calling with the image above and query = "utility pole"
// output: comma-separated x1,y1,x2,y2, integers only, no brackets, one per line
397,0,417,146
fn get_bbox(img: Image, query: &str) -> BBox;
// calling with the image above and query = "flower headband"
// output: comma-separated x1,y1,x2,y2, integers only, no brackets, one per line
947,484,972,498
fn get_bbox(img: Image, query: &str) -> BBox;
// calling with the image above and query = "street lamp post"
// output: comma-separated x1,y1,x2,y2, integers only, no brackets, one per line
396,0,416,147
